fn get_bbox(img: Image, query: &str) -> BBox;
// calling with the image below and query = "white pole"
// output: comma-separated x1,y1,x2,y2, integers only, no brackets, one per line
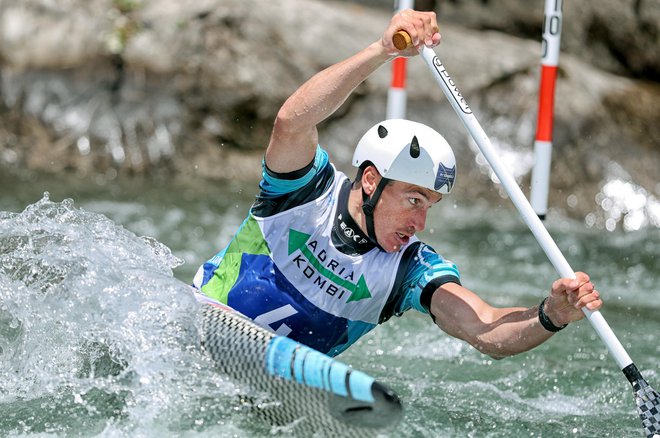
530,0,563,220
386,0,415,120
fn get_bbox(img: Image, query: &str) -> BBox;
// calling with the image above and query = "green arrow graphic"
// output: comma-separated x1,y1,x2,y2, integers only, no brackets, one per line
288,229,371,302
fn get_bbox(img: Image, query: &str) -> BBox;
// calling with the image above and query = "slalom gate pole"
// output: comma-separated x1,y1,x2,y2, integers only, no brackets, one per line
386,0,415,120
530,0,563,220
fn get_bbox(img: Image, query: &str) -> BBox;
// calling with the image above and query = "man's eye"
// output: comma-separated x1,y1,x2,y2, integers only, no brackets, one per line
408,198,419,206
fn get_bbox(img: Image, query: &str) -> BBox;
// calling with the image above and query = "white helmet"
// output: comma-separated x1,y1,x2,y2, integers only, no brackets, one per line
352,119,457,194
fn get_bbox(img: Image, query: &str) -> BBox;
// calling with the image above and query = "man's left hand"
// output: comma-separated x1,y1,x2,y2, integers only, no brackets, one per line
544,271,602,327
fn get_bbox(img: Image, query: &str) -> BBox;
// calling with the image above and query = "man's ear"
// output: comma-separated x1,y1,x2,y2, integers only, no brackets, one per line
361,165,381,196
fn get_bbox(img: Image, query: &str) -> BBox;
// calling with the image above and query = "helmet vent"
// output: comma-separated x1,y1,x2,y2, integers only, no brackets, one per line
409,136,420,158
378,125,388,138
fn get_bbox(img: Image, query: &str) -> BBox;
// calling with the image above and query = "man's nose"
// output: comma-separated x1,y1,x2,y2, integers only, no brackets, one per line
410,210,427,233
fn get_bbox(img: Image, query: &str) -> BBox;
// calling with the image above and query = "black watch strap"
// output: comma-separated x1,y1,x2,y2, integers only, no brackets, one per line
538,297,568,332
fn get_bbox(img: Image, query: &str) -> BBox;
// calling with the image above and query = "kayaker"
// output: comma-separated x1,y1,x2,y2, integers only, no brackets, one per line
192,9,602,357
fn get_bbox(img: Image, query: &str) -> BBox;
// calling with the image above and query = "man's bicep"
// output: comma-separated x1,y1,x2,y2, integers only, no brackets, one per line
429,282,494,343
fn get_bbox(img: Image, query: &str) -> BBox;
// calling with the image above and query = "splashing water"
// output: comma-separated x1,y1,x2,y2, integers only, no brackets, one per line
0,194,245,436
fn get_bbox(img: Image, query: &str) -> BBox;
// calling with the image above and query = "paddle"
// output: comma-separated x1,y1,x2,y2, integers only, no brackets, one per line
392,30,660,437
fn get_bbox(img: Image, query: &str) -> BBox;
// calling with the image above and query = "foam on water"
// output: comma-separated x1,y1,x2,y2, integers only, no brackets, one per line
0,194,242,436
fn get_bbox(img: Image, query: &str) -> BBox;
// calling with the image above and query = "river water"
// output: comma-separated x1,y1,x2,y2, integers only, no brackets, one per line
0,170,658,437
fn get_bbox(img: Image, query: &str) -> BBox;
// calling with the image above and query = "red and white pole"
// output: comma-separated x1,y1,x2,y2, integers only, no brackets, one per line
530,0,563,220
386,0,415,120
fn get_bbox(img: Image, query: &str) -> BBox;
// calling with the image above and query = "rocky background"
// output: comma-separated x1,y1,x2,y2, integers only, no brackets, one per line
0,0,658,227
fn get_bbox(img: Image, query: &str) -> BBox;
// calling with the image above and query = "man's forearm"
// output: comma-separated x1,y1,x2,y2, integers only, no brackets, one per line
276,41,392,130
431,284,557,360
470,305,555,359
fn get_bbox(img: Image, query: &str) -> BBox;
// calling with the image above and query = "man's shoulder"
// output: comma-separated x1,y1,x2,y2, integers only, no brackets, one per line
253,152,339,217
403,241,459,279
406,241,440,263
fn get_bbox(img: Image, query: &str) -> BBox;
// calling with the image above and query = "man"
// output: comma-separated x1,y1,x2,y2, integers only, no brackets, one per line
193,9,601,358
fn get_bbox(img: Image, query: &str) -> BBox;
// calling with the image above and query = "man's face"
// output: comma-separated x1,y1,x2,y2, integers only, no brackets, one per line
373,179,442,252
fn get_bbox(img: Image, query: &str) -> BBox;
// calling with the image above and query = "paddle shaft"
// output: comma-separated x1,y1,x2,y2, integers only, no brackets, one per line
392,31,633,370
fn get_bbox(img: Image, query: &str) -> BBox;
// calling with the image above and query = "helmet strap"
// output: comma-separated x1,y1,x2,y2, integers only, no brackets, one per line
361,177,389,250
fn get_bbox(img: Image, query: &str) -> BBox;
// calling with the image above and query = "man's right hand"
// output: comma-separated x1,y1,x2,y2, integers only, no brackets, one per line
381,9,441,57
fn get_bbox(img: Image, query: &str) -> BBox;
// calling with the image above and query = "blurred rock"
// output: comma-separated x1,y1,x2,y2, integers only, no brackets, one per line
0,0,658,227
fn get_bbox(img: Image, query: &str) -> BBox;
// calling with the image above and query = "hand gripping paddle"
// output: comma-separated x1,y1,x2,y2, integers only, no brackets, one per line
392,30,660,437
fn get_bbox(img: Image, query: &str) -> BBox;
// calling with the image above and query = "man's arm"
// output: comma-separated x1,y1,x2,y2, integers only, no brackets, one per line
264,10,441,174
430,272,601,359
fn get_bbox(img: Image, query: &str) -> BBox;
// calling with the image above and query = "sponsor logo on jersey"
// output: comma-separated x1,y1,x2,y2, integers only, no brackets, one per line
288,228,372,303
338,214,369,245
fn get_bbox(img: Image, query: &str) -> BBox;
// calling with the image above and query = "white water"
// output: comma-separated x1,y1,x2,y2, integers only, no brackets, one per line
0,194,250,437
0,187,658,437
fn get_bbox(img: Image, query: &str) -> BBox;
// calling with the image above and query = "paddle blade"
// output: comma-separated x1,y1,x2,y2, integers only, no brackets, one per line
632,378,660,438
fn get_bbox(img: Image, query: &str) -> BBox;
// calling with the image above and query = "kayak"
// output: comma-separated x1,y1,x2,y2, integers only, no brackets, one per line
199,295,403,436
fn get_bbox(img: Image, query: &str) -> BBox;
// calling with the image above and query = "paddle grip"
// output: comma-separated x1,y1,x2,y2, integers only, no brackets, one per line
393,31,413,50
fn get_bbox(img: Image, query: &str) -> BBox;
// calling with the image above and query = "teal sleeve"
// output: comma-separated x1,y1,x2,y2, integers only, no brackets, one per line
259,146,329,196
398,243,461,315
